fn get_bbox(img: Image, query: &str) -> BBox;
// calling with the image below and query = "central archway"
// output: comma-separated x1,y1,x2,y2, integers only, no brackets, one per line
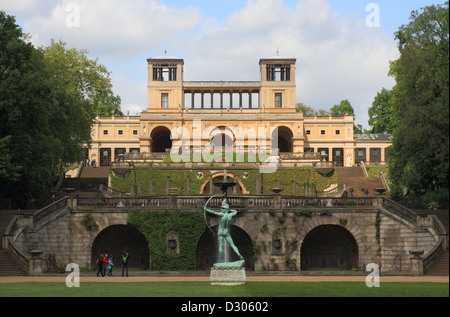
199,172,246,194
195,225,254,271
91,225,150,270
300,225,358,271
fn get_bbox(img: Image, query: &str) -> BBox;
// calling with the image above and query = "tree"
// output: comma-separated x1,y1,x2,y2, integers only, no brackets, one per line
368,88,395,134
330,100,369,134
96,92,123,116
295,102,315,116
330,99,354,116
0,12,121,207
388,2,449,207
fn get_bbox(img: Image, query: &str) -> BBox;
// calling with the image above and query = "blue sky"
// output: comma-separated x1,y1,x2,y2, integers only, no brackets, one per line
1,0,443,128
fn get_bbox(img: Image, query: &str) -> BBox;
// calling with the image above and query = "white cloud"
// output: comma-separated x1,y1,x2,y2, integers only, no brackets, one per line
4,0,399,128
174,0,399,128
20,0,202,62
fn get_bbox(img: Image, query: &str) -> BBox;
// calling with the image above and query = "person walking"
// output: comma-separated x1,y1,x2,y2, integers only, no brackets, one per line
102,253,108,277
96,253,103,277
121,251,129,277
107,255,114,276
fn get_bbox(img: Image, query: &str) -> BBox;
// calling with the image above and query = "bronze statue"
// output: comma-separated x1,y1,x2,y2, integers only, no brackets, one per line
204,184,245,268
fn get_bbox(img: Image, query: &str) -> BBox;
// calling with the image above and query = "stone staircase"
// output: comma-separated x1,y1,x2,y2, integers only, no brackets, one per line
336,166,386,197
0,250,27,276
425,209,449,276
0,210,27,276
63,166,109,198
426,250,449,276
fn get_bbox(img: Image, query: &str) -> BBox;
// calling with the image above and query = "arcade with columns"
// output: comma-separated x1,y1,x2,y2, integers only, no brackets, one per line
87,55,391,166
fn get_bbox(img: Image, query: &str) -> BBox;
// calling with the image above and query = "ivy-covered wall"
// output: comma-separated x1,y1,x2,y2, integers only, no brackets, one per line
111,168,338,195
127,211,206,271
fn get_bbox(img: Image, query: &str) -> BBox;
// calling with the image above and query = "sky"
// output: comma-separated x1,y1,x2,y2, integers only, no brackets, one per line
1,0,442,129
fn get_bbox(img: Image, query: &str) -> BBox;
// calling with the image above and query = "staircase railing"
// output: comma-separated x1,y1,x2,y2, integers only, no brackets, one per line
2,197,73,275
422,213,448,273
360,161,369,178
33,197,71,230
379,197,417,225
3,216,31,274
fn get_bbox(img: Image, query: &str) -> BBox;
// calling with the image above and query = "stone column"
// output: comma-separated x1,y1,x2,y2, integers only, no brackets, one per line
292,175,296,195
256,174,260,194
137,178,141,196
410,250,424,276
167,176,170,195
187,175,190,194
149,176,154,195
209,175,213,194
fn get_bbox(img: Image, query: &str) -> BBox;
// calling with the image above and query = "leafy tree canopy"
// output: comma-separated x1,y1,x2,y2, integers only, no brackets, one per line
368,88,395,134
0,12,122,208
388,2,449,207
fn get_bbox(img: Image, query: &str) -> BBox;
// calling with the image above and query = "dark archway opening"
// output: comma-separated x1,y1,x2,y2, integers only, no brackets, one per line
201,174,244,195
91,224,150,270
301,225,358,271
196,225,254,271
151,126,172,153
272,126,293,153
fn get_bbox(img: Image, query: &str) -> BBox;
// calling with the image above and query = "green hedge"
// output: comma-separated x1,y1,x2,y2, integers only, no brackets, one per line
128,211,206,271
111,168,338,195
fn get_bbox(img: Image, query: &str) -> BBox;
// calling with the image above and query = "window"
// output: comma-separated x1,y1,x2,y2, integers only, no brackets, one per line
103,130,108,135
133,130,138,135
161,93,169,108
266,64,291,81
118,130,123,135
321,130,326,135
306,130,311,135
153,64,177,81
318,148,329,161
274,93,282,108
335,130,341,135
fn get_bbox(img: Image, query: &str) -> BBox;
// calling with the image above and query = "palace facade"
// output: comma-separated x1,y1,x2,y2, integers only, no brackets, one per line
87,55,391,166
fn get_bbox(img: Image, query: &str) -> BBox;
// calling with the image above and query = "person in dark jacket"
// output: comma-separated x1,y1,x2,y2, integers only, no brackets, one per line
96,254,103,277
121,251,129,277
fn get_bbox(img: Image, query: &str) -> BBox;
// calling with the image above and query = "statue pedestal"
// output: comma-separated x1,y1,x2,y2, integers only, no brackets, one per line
210,267,246,286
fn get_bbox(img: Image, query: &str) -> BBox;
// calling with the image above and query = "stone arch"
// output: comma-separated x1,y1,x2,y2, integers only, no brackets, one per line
150,126,172,153
195,225,254,271
300,224,358,271
199,172,246,194
91,224,150,270
272,126,294,153
205,125,235,155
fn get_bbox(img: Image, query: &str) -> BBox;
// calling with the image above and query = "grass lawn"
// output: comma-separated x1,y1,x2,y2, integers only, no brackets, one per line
0,281,448,297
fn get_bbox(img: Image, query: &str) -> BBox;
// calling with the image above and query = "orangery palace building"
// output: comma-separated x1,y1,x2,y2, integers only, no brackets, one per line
86,55,391,167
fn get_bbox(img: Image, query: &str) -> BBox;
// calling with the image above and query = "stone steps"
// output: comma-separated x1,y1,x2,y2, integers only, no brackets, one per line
0,250,27,276
336,167,385,197
426,250,449,276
